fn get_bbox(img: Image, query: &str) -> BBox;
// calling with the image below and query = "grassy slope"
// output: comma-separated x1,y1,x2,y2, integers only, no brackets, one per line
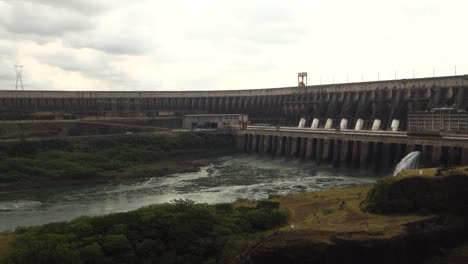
0,234,15,262
275,167,468,241
276,185,431,241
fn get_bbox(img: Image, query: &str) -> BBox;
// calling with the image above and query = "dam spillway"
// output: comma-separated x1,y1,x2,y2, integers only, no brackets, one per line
235,127,468,172
1,75,468,131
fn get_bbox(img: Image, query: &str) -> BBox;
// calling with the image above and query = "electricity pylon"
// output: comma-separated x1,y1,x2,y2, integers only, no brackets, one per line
14,65,24,90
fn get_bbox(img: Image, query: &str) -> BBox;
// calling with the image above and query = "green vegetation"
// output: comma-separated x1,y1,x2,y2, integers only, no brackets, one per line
362,167,468,215
2,200,289,264
0,132,235,184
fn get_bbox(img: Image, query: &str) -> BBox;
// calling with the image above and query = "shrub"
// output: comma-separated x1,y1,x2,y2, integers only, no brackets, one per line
6,200,288,264
362,174,468,215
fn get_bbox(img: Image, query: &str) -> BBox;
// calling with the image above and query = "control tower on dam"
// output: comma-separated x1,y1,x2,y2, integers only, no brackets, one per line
1,75,467,131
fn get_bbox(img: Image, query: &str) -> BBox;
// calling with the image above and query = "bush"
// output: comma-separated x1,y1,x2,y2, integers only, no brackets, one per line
6,200,288,264
362,174,468,215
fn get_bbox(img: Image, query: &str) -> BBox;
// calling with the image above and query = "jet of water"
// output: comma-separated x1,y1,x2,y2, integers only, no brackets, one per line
393,151,421,176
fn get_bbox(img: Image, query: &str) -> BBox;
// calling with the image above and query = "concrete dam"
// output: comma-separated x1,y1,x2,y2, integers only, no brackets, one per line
1,74,468,171
1,75,467,130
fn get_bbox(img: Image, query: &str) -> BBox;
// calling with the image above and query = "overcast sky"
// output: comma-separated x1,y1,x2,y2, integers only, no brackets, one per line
0,0,466,91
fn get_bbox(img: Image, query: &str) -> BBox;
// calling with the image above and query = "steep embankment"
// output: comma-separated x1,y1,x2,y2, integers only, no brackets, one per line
0,131,235,191
240,167,468,264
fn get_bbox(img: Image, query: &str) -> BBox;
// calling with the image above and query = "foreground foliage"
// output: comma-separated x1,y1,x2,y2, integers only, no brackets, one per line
0,132,234,183
363,170,468,215
4,200,289,264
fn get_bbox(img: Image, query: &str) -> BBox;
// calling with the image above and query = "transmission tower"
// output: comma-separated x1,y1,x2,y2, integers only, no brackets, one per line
14,65,24,90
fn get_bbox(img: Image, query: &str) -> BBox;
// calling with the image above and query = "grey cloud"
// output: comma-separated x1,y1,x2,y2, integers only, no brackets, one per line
0,40,17,87
15,0,122,14
186,1,306,45
33,50,103,73
397,0,441,18
31,48,155,90
229,58,274,73
0,1,152,56
234,1,294,24
65,31,154,56
188,22,305,45
179,77,219,91
0,39,15,57
0,59,18,90
238,23,304,44
0,1,93,36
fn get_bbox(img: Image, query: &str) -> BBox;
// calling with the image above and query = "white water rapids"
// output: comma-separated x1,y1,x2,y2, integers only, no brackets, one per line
0,155,378,232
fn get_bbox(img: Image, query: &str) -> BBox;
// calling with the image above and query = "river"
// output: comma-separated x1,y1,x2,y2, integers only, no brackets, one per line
0,155,379,232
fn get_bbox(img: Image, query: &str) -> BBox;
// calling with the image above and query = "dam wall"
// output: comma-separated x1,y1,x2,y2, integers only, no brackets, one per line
235,129,468,171
1,75,468,130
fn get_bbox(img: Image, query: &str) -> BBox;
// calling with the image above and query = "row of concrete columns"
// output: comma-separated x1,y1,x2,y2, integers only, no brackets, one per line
303,118,400,131
238,134,468,171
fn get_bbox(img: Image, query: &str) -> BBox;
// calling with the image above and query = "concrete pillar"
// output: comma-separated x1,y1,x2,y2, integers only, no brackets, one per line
372,119,381,130
276,136,285,157
285,137,292,158
352,141,360,169
237,135,245,151
449,147,460,166
298,118,306,128
340,140,350,165
311,138,318,160
271,136,278,156
355,119,364,130
360,142,370,167
393,144,406,167
325,119,334,129
332,140,341,167
322,139,332,162
305,138,313,160
263,135,271,154
432,146,442,167
311,118,320,129
461,148,468,165
371,142,382,172
299,138,307,160
340,119,348,130
381,143,392,171
290,137,298,157
251,135,258,153
316,139,323,164
406,144,416,154
422,145,433,167
246,134,252,152
258,135,265,154
391,119,400,132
